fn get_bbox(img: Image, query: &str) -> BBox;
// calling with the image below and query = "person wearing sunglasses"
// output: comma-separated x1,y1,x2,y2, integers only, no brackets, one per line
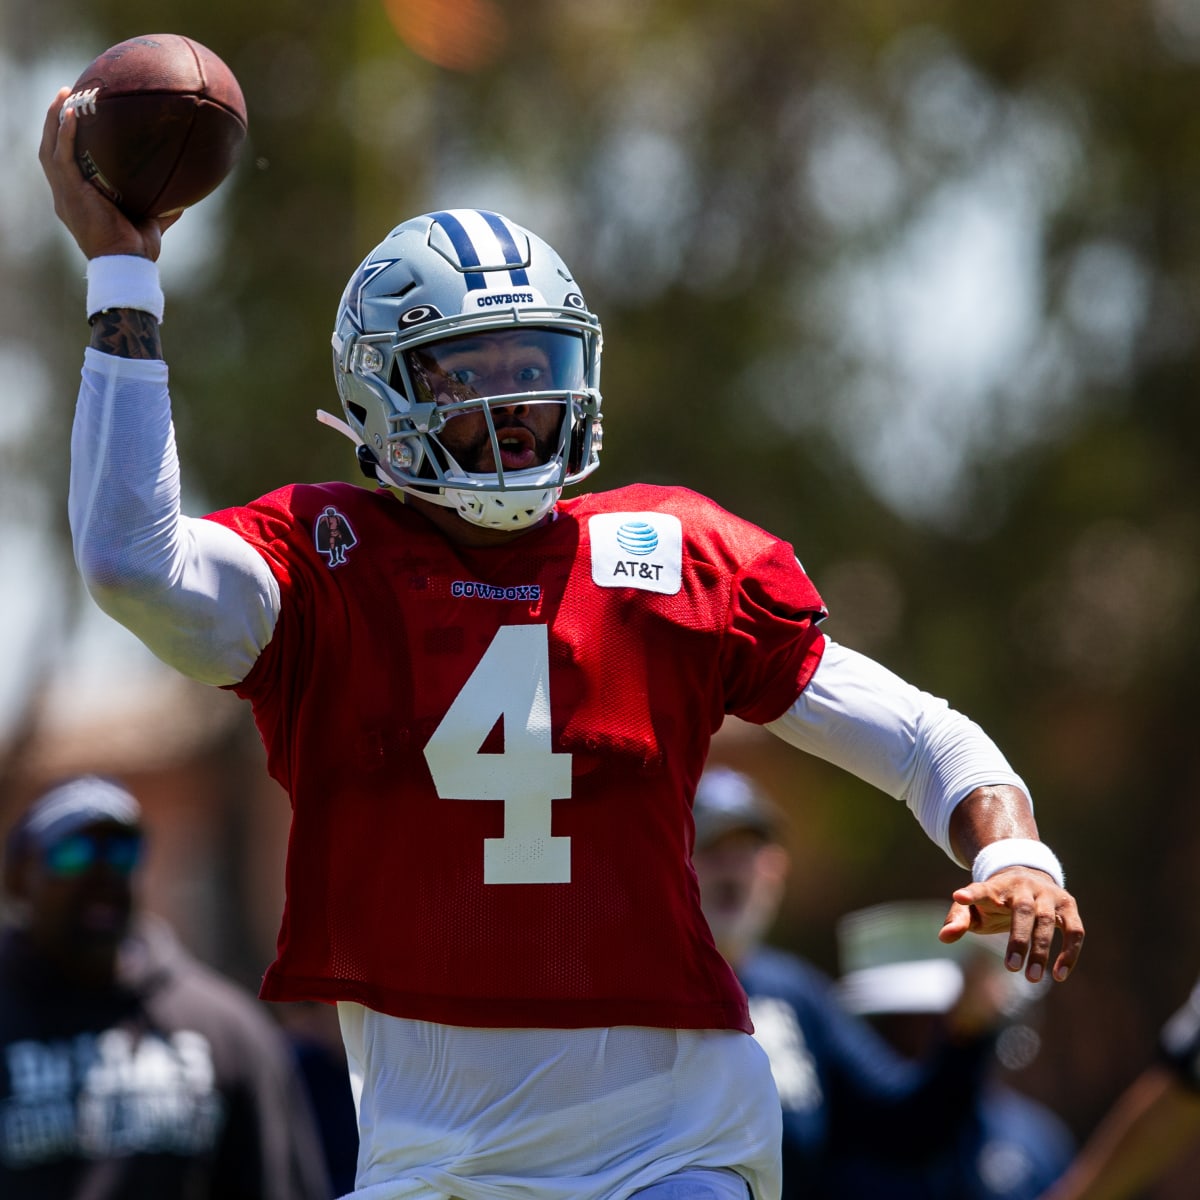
0,774,333,1200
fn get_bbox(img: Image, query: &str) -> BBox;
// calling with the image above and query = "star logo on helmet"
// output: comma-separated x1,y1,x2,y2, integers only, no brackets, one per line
342,259,399,333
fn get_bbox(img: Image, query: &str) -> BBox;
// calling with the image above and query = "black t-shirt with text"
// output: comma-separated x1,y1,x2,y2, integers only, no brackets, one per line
0,916,331,1200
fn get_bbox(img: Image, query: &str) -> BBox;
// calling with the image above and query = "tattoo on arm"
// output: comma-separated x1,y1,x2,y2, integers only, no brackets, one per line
88,309,162,360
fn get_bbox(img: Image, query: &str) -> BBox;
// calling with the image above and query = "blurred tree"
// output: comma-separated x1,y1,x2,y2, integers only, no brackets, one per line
7,0,1200,1174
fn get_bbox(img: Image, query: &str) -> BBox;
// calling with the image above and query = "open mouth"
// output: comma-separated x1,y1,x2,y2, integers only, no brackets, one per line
493,425,538,472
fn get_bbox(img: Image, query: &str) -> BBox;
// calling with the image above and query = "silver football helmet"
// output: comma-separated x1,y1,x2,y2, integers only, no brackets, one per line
328,209,603,531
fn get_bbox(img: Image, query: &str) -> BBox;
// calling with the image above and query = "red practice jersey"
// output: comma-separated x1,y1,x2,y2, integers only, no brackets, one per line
207,482,826,1031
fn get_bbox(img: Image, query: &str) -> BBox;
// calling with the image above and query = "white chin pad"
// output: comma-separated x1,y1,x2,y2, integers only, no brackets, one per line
452,487,559,530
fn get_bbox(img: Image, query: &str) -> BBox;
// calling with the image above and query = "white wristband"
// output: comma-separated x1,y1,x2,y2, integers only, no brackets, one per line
86,255,164,323
972,838,1065,888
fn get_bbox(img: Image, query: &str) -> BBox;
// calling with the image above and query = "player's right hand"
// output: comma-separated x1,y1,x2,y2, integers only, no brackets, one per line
940,865,1084,984
39,88,179,262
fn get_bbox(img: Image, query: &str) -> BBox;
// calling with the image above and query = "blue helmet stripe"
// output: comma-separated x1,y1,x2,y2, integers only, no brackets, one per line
431,209,530,290
478,210,531,286
430,210,487,291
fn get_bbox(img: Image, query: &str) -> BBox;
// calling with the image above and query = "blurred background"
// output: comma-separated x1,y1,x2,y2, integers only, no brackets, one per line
3,0,1200,1187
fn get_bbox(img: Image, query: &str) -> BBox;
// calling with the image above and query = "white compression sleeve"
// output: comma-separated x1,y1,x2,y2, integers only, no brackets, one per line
70,347,280,686
764,638,1030,865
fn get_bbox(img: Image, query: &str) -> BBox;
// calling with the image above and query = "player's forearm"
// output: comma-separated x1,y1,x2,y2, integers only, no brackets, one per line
70,348,177,592
89,306,162,359
947,784,1040,868
764,639,1030,863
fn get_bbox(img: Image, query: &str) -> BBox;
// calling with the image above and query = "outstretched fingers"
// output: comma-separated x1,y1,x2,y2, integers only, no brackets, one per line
940,866,1084,984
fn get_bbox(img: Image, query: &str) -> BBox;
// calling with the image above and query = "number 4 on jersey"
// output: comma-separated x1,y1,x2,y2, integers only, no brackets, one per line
424,624,573,884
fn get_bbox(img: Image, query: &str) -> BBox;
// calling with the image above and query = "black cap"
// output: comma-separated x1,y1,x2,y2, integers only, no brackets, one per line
692,767,780,849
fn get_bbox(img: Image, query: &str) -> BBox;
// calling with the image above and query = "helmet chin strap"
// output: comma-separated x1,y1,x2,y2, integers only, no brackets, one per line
317,408,396,489
316,408,362,446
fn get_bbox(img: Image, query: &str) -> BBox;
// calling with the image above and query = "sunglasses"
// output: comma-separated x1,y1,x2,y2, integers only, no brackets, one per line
42,830,143,878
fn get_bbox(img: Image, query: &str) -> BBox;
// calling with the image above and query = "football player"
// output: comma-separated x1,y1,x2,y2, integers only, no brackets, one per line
41,87,1083,1200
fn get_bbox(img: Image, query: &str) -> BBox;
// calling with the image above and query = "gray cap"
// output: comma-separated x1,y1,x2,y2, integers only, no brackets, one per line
692,766,780,849
12,775,142,853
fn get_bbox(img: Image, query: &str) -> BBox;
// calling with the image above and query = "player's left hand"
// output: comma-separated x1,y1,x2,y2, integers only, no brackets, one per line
939,866,1084,985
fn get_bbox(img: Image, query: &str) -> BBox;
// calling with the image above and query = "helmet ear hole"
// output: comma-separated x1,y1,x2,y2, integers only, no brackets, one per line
347,401,368,425
356,444,380,480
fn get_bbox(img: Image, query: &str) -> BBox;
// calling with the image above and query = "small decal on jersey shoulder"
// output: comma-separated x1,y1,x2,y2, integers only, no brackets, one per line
314,506,358,568
589,513,683,594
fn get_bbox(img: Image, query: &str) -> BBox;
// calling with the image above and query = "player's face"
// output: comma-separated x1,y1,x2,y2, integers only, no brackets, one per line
407,331,573,474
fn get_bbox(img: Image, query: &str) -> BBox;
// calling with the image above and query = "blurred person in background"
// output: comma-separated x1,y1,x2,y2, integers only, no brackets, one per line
0,774,332,1200
277,1000,361,1197
1036,973,1200,1200
693,765,1018,1198
828,899,1075,1200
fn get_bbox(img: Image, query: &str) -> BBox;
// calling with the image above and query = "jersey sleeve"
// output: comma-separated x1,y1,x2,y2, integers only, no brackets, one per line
721,539,827,725
203,487,321,768
205,487,306,598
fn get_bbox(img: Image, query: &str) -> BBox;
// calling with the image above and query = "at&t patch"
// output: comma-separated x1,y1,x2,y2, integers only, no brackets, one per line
588,513,682,594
